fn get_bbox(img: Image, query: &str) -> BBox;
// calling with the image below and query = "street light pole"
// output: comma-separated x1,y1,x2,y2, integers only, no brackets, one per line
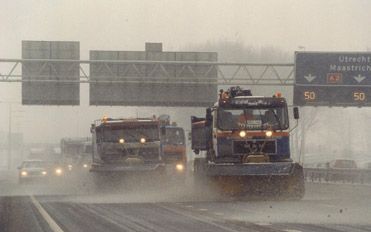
7,103,12,170
0,101,20,170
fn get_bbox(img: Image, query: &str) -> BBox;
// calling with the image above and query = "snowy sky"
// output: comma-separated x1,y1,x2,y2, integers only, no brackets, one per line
1,0,370,58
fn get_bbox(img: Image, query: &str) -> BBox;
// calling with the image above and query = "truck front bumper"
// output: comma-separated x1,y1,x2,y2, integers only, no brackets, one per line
90,163,165,172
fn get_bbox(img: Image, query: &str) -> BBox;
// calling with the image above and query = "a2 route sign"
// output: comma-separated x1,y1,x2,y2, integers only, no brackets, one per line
294,52,371,106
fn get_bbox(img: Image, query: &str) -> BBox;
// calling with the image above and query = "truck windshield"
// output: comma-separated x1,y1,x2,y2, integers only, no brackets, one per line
23,161,47,168
217,107,289,130
98,125,159,143
164,128,185,145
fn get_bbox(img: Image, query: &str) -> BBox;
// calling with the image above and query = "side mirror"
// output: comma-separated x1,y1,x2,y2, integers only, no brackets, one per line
90,124,95,133
17,166,21,170
293,107,299,119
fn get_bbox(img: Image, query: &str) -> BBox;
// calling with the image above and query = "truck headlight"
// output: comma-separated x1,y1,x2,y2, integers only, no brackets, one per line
68,164,73,171
265,130,273,137
83,164,88,168
176,164,184,172
42,171,47,175
55,168,63,175
140,137,146,144
21,171,28,176
119,138,125,144
239,131,246,138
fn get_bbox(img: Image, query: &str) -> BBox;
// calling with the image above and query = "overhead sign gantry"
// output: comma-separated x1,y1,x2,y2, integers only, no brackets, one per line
294,52,371,106
1,40,297,106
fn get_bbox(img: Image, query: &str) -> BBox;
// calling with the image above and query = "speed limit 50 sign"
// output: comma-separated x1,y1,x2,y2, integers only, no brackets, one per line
294,52,371,106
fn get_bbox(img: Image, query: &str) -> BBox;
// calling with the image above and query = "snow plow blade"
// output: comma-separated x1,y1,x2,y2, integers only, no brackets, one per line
205,162,301,177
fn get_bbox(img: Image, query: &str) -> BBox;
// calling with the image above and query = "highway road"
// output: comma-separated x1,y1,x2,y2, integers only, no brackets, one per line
1,178,371,232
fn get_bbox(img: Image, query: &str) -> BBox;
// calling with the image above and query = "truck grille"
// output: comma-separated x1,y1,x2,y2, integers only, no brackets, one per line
128,148,159,160
233,140,276,154
102,147,159,162
27,171,43,176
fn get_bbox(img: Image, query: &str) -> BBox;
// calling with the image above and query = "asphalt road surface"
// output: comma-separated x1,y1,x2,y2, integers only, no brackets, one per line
1,178,371,232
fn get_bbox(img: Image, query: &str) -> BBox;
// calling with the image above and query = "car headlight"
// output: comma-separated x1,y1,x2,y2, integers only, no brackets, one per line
176,164,184,172
68,164,73,171
21,171,28,176
265,130,273,137
239,130,246,138
83,164,88,168
55,168,63,175
119,138,125,144
42,171,47,175
140,137,146,144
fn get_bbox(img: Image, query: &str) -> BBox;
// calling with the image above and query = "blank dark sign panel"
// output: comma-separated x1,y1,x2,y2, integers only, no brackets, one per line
22,40,80,105
89,49,217,107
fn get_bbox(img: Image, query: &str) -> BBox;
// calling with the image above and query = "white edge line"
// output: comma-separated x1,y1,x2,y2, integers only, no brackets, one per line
30,195,64,232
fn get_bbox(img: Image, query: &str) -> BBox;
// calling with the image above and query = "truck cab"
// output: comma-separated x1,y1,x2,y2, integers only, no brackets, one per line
90,117,164,173
60,137,92,171
158,115,187,179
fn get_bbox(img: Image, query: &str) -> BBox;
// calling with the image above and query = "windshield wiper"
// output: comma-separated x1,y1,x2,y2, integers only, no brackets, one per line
269,109,282,131
258,109,264,131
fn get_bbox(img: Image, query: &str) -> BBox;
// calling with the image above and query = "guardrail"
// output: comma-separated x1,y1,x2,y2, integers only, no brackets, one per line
304,168,371,184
